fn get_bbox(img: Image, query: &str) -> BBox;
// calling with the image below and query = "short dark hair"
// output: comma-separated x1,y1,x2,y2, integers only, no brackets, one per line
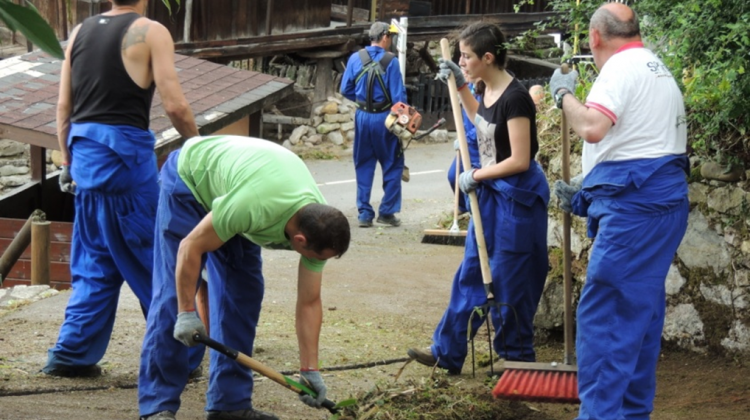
297,203,350,257
113,0,140,6
591,7,641,40
458,22,508,70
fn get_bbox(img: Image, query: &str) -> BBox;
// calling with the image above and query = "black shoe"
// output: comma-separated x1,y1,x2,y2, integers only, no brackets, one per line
205,409,279,420
42,364,102,378
189,364,203,380
142,411,176,420
407,347,460,375
359,218,373,228
377,214,401,227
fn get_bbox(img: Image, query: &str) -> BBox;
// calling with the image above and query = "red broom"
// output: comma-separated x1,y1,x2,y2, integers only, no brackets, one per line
492,63,579,403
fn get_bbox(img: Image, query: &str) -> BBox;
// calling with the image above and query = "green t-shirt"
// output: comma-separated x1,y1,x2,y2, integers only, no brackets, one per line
177,135,327,272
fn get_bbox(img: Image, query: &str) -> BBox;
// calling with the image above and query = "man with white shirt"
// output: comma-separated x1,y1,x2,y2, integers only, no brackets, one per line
550,3,689,420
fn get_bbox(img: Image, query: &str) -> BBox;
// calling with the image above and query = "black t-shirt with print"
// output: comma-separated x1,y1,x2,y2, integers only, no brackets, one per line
474,78,538,167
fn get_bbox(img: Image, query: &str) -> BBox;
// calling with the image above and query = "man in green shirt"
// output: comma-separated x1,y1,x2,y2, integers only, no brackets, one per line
138,135,351,420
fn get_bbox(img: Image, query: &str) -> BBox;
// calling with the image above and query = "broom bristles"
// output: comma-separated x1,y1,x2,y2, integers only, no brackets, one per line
492,368,579,404
421,229,466,246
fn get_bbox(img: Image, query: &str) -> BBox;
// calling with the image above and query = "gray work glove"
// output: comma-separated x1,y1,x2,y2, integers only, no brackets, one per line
436,58,467,90
453,139,460,151
549,67,579,97
173,311,206,347
458,169,479,194
298,370,327,408
59,165,76,195
554,174,584,213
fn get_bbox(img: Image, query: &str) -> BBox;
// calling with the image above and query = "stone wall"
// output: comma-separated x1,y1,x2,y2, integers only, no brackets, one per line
535,153,750,357
0,139,62,197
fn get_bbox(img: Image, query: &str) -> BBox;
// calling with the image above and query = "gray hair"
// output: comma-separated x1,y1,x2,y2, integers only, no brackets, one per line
590,7,641,40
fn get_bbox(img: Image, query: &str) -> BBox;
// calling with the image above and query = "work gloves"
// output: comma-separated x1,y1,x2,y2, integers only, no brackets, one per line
458,169,479,194
59,165,76,194
549,67,579,107
173,311,206,347
299,370,327,408
436,58,467,90
554,174,583,213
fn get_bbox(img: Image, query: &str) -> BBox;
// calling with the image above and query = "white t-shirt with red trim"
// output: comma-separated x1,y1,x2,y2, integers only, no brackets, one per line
582,42,687,176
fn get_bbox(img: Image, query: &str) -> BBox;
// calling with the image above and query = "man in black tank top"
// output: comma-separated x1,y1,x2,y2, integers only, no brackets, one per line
45,2,205,420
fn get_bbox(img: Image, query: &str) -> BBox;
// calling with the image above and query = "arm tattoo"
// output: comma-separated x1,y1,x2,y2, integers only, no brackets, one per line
122,24,149,50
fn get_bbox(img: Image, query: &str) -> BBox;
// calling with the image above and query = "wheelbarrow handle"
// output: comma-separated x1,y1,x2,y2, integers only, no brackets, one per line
193,332,339,414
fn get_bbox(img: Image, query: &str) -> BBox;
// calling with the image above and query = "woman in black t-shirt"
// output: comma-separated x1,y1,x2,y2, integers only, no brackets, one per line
408,22,550,374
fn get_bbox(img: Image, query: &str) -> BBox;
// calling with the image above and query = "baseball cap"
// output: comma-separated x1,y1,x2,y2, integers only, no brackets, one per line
369,22,399,40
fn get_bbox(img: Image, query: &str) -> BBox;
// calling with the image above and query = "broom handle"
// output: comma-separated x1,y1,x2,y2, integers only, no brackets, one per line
440,39,494,300
561,63,575,365
453,150,461,223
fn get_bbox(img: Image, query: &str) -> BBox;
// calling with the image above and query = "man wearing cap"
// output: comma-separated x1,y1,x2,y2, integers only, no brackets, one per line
341,21,407,228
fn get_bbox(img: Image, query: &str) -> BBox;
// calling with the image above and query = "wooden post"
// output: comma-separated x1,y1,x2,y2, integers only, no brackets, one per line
31,215,51,286
0,210,42,285
265,0,274,36
346,0,354,27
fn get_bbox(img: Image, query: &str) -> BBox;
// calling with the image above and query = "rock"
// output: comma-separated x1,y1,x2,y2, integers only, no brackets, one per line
340,121,354,132
317,123,341,134
289,125,308,145
706,186,748,214
0,139,25,157
307,134,323,145
320,102,339,115
327,130,345,146
323,113,351,123
687,183,709,204
282,140,292,150
700,283,747,309
338,104,352,114
0,175,31,187
722,321,750,352
663,304,705,352
0,165,29,176
701,161,743,182
665,264,685,295
346,130,355,143
676,209,731,275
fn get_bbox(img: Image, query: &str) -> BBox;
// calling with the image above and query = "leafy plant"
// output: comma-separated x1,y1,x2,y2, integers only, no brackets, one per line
0,0,63,58
160,0,181,15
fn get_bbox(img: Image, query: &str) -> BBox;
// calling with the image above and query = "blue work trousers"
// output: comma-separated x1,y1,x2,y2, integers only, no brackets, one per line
138,151,265,416
575,158,689,420
44,124,158,371
432,163,549,371
353,109,403,221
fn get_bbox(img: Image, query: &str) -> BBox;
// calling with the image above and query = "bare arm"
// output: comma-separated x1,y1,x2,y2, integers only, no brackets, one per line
176,212,224,312
561,94,613,143
473,117,531,181
296,262,323,371
56,25,81,162
147,22,199,139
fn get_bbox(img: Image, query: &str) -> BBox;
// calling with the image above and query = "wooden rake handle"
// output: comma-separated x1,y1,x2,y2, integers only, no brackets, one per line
439,38,494,300
560,63,575,366
193,332,339,414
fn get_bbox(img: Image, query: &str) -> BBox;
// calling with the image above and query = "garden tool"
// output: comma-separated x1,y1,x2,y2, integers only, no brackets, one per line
193,332,340,414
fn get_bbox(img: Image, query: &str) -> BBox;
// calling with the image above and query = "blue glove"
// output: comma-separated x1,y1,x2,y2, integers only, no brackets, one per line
553,174,583,213
173,311,206,347
458,169,479,194
299,370,327,408
436,58,467,90
59,165,76,194
549,67,579,97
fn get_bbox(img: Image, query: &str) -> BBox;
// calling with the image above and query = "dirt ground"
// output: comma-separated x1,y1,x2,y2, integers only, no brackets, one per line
1,143,749,419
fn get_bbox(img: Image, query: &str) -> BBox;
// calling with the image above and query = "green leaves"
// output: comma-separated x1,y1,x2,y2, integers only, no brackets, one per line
160,0,182,15
0,0,63,59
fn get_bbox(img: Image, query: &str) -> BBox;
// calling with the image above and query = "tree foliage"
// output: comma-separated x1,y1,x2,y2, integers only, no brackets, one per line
0,0,63,58
538,0,750,164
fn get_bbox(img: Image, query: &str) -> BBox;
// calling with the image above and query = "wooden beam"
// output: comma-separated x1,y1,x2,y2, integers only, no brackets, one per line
331,3,368,23
0,124,58,150
178,35,362,60
262,114,312,126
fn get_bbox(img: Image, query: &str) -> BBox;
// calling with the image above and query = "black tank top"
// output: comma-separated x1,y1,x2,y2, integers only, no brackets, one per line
70,13,155,130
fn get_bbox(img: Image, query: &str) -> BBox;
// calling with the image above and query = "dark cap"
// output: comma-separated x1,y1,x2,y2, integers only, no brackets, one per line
369,22,398,40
